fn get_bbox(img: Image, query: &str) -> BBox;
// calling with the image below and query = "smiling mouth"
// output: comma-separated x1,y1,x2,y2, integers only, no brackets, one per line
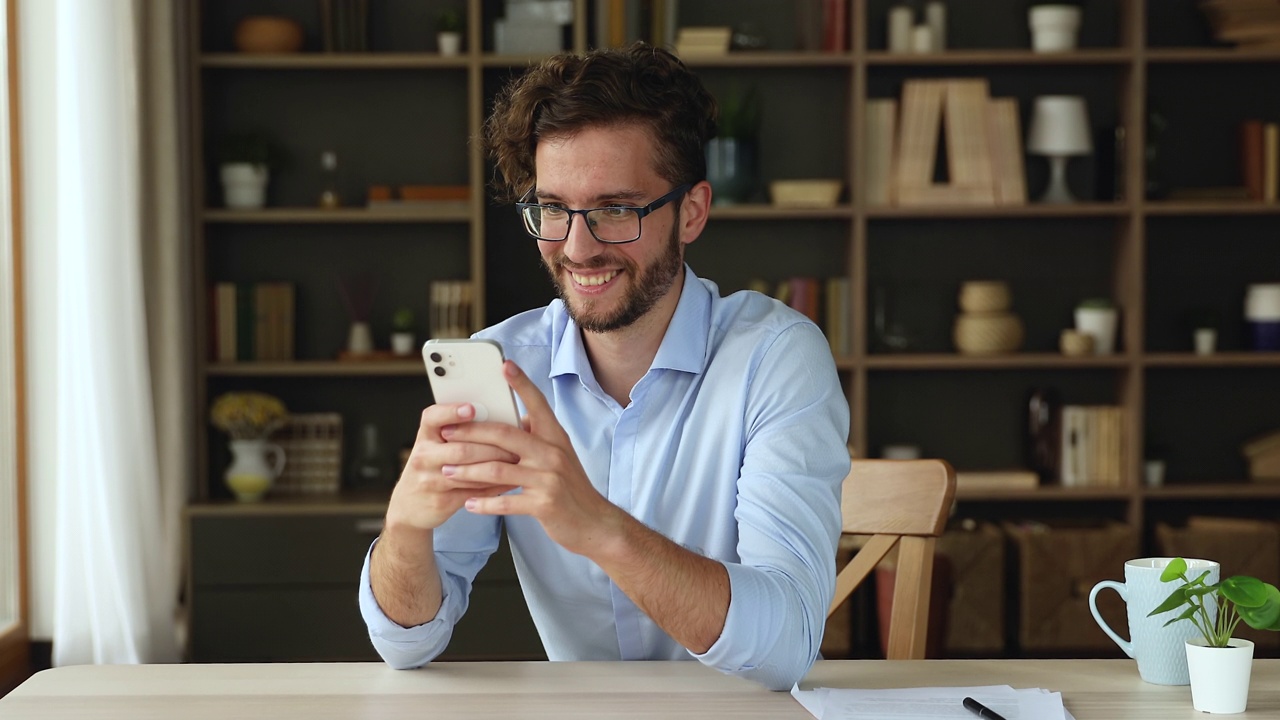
570,269,619,287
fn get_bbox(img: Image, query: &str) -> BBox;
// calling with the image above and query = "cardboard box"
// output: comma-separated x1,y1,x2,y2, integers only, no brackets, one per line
938,521,1005,654
1004,521,1137,651
1156,517,1280,648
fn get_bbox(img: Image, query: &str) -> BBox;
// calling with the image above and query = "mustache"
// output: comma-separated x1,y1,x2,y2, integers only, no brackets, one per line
549,253,626,273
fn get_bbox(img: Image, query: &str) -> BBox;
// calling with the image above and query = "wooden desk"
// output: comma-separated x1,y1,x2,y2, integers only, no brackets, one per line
2,659,1278,719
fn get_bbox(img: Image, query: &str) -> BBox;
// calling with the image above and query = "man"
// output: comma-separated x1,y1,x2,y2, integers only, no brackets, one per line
359,42,850,691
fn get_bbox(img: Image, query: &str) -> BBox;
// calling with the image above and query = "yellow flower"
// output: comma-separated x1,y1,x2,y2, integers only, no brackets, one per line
210,392,288,439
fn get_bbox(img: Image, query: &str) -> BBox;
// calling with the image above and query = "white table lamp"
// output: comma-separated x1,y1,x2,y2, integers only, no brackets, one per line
1027,95,1093,203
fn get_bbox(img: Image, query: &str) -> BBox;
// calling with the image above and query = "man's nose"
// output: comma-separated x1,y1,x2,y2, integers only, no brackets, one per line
561,214,603,263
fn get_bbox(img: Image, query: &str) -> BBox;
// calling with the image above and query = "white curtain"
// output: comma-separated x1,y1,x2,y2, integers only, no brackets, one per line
23,0,189,665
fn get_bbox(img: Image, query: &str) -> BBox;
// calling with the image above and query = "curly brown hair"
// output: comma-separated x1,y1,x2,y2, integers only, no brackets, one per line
483,42,718,203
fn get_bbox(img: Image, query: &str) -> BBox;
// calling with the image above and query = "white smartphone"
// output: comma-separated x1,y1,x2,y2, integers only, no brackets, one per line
422,338,521,427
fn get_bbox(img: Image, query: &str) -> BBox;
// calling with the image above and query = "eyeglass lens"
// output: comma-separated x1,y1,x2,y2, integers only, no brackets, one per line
522,207,640,243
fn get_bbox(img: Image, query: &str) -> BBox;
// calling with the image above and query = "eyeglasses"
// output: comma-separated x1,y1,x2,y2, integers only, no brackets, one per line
516,184,691,244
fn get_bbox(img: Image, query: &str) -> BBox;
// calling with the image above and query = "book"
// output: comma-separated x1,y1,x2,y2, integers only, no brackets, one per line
863,99,897,206
955,469,1040,491
1242,119,1265,201
986,97,1027,205
1264,122,1278,202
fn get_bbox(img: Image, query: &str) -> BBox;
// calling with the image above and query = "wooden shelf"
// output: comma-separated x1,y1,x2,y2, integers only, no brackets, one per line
202,205,471,223
186,491,390,516
1144,353,1280,368
864,353,1131,370
866,202,1130,219
865,49,1133,66
202,53,469,69
709,204,854,221
1143,200,1280,216
677,51,854,68
956,486,1132,502
1143,484,1280,500
1146,47,1280,64
206,360,423,377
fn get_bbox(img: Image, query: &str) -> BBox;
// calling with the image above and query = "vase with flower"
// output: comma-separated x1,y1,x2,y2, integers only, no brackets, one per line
210,391,288,502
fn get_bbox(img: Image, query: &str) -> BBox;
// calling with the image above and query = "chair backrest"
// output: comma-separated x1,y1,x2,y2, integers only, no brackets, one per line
827,458,957,659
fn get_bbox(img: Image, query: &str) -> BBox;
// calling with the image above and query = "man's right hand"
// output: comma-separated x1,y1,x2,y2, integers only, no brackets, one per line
385,402,521,532
370,402,519,628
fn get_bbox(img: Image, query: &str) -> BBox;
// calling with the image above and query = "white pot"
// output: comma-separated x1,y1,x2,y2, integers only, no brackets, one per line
220,163,269,209
347,321,374,355
390,332,416,356
1186,637,1254,714
1074,306,1118,355
438,31,462,56
1029,5,1082,52
1194,327,1218,355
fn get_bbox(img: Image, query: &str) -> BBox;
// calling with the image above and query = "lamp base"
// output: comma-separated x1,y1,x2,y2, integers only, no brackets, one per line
1038,154,1078,204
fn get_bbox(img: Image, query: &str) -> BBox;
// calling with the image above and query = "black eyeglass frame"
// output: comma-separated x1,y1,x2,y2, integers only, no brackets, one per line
515,183,692,245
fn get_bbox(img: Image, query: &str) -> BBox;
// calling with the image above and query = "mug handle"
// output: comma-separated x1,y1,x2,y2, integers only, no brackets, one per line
265,443,286,478
1088,580,1133,658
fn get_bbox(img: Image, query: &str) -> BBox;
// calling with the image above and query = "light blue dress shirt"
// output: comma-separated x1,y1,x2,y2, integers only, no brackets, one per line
359,266,850,690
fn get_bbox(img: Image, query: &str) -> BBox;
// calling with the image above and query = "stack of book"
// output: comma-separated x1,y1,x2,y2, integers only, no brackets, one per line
1059,405,1125,488
864,78,1026,207
430,280,474,340
211,282,295,363
674,26,732,55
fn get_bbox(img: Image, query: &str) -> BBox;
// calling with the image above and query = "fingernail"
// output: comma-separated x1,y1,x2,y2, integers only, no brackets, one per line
441,426,455,439
504,362,518,378
441,464,457,476
464,498,478,511
457,404,474,419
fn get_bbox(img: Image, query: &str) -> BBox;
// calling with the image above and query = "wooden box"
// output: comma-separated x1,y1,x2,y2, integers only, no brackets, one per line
1004,521,1137,652
1156,516,1280,649
938,521,1005,654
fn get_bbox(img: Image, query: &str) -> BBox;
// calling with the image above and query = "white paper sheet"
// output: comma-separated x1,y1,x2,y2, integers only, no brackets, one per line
790,683,1069,720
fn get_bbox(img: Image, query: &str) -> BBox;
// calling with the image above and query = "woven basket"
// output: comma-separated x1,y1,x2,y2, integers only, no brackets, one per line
274,413,343,494
954,312,1024,354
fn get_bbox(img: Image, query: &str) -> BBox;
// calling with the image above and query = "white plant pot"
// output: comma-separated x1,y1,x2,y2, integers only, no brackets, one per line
220,163,269,209
1186,637,1254,714
438,31,462,56
1074,306,1118,355
1029,5,1082,52
347,321,374,355
390,332,416,356
1194,327,1218,355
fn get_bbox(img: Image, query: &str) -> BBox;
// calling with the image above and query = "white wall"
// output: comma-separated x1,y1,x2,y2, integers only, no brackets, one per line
21,0,58,640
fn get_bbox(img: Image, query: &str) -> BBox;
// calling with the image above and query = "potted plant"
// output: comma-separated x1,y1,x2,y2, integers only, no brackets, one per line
1148,556,1280,713
437,9,463,56
1073,297,1118,355
210,391,288,502
218,133,274,210
1027,1,1084,53
706,83,760,205
390,307,416,356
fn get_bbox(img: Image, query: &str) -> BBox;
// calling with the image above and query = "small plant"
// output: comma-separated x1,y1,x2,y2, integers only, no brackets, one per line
437,9,463,34
1077,297,1114,310
392,307,415,332
1148,557,1280,648
716,83,760,140
217,133,273,167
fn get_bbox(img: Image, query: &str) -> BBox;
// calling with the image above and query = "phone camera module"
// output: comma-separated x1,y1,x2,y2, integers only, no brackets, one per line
433,366,446,377
429,352,443,363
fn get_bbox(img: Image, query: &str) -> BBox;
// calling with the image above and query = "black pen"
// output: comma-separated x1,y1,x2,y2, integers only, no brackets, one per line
963,696,1009,720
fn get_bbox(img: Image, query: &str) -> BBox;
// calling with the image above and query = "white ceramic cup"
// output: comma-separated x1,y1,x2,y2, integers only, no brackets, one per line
1029,5,1082,52
1089,557,1219,685
1075,306,1118,354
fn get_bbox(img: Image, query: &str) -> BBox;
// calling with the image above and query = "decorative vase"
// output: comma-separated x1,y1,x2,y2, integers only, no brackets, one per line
390,331,415,356
705,137,758,205
225,438,286,502
1186,637,1254,714
220,163,269,209
348,321,374,355
1028,5,1081,52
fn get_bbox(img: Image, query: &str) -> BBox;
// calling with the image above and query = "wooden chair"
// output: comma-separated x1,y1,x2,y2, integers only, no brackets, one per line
827,458,957,659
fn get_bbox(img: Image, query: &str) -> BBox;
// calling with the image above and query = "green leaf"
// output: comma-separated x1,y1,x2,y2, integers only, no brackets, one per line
1160,558,1187,583
1161,606,1200,628
1220,576,1268,608
1148,587,1188,617
1235,584,1280,631
1185,585,1218,600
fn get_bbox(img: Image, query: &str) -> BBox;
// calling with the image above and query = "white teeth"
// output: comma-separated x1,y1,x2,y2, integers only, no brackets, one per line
571,270,618,287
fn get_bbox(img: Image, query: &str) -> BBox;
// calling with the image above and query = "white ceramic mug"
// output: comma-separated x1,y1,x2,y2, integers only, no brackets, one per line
1089,557,1219,685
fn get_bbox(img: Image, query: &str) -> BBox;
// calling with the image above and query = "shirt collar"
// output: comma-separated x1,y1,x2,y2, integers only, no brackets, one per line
549,264,710,379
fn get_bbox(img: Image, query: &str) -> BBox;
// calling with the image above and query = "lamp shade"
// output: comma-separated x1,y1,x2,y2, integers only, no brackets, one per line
1026,95,1093,156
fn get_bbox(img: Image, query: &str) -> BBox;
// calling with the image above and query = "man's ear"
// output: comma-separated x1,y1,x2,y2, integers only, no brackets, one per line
678,181,713,246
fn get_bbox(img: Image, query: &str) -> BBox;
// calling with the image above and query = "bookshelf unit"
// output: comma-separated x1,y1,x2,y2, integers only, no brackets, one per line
186,0,1280,661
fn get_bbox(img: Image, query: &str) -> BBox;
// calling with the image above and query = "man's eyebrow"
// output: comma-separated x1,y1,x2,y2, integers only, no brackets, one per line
533,188,648,204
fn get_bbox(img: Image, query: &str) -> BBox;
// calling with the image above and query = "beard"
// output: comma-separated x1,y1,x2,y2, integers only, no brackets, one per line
543,220,684,334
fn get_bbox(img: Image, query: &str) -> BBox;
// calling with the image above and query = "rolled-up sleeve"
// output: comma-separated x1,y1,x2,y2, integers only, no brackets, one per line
692,321,849,690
